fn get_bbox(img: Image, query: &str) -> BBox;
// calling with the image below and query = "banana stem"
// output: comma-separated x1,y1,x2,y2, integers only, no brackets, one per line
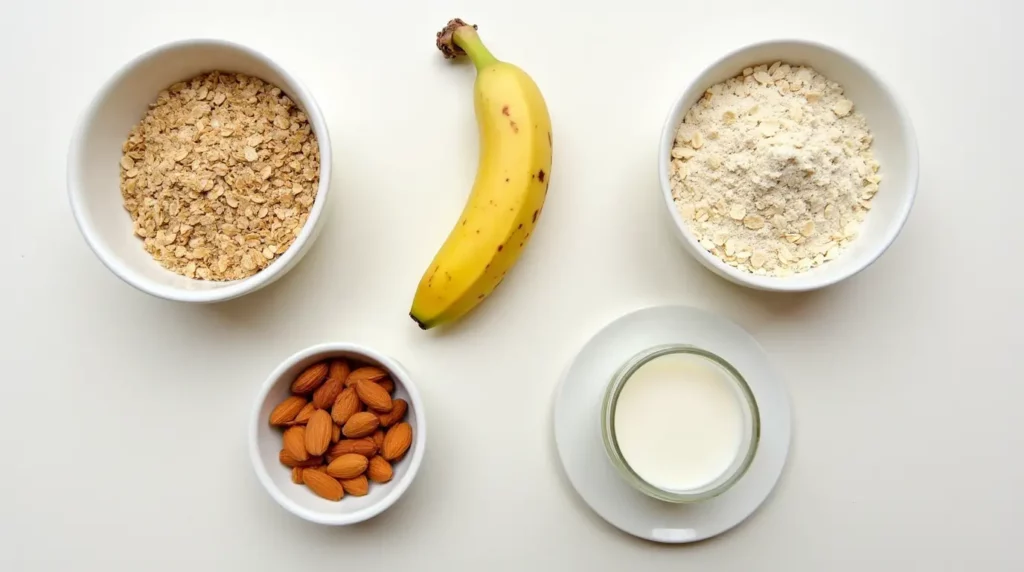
436,18,498,70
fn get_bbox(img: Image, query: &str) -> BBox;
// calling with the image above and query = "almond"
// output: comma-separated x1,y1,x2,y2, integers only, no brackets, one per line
288,402,317,425
304,409,333,456
303,468,344,501
355,380,393,412
269,396,306,426
345,366,388,387
312,376,344,410
291,361,329,394
326,453,368,479
282,426,308,462
378,378,395,393
331,424,341,443
377,398,408,427
326,438,377,461
382,422,412,461
328,359,350,385
342,411,380,438
331,387,361,425
291,466,305,484
340,475,369,496
372,429,385,452
367,455,393,483
279,449,322,468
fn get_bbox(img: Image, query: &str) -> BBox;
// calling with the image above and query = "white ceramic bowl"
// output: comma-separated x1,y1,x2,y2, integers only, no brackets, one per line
658,40,918,291
67,39,332,302
249,343,426,526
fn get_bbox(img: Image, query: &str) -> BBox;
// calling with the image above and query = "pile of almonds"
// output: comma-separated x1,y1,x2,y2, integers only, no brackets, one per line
268,358,413,501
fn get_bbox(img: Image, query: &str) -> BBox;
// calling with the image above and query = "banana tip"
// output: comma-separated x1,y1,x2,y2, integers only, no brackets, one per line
436,18,476,58
410,312,430,330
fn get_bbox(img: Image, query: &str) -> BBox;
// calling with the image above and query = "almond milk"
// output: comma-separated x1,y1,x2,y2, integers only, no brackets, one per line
612,351,748,492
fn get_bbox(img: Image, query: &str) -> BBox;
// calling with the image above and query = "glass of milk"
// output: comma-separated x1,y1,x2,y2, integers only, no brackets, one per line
601,345,760,503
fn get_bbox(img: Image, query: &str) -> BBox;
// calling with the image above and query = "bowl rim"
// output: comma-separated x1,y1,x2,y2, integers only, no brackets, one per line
657,38,919,292
66,37,333,303
248,342,427,526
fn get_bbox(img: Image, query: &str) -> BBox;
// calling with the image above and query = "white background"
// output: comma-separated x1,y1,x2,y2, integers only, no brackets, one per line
1,0,1021,569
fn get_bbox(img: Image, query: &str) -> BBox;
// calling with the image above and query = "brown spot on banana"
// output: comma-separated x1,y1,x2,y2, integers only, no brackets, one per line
502,105,510,116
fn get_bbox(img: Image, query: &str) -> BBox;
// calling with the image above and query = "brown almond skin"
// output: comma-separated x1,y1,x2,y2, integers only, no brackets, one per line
303,469,344,501
282,426,308,462
305,410,334,456
355,380,393,412
331,424,341,443
340,475,369,496
367,455,393,483
345,366,388,387
328,359,350,384
382,422,412,461
269,396,307,426
326,438,377,462
288,402,318,426
378,378,395,393
279,450,322,468
377,398,408,427
291,466,305,484
331,387,361,425
372,429,385,452
312,376,344,410
326,454,369,479
342,411,380,438
291,361,329,394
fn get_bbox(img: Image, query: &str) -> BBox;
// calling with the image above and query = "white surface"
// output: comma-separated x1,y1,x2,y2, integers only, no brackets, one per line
67,39,334,303
249,343,426,525
658,40,919,291
0,0,1021,569
613,350,749,492
554,306,791,542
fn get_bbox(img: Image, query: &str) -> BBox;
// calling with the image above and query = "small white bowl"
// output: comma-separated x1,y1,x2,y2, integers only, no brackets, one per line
67,39,332,303
249,343,426,526
658,40,918,291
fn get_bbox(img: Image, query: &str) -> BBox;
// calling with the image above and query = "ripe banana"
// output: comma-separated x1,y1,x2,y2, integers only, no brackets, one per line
410,19,553,329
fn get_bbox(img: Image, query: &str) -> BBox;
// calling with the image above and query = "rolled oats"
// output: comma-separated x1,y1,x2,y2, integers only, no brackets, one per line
119,71,320,281
669,62,880,276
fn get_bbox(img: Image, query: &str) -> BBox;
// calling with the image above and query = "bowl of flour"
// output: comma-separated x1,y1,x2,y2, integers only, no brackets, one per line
658,40,918,291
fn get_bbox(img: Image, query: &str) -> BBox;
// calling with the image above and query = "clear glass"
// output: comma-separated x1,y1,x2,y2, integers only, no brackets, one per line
601,344,760,503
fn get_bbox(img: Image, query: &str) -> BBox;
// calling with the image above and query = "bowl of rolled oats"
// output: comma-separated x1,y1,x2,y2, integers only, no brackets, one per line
659,40,918,292
68,39,332,302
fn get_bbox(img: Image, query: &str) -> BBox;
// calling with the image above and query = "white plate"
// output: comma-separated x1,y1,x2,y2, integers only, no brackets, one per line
552,305,791,543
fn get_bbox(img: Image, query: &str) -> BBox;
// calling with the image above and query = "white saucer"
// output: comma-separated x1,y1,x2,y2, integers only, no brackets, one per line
552,305,791,543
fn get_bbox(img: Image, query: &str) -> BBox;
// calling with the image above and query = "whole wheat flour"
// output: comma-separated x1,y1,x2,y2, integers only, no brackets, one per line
669,61,881,276
119,71,320,281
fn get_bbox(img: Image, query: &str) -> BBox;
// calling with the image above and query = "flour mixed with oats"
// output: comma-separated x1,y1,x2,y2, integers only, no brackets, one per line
670,61,880,276
120,71,320,281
